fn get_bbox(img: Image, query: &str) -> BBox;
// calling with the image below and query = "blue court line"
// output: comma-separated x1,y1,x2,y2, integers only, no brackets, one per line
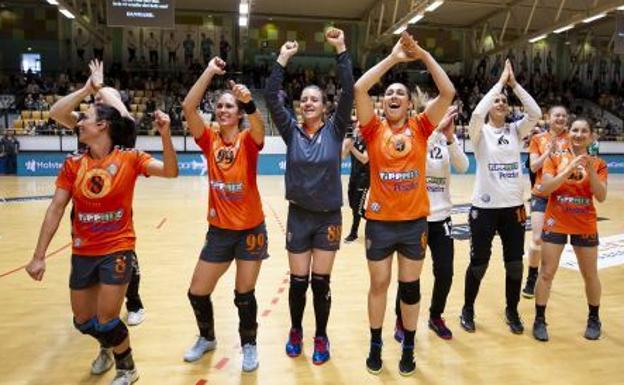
1,195,53,203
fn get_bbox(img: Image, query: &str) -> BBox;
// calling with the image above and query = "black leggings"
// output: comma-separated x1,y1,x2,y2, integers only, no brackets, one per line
464,205,526,312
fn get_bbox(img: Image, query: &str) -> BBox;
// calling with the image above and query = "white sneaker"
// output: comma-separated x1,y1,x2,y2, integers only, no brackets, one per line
91,348,113,375
110,368,139,385
127,309,145,326
241,344,259,372
183,336,217,362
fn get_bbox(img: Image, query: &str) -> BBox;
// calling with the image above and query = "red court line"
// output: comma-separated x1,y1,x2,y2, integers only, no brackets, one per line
271,297,279,305
214,357,229,370
277,287,285,293
156,217,167,229
195,380,207,385
0,242,71,279
261,309,271,317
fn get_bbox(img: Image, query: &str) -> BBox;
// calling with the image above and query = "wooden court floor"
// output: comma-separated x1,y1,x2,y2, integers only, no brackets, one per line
1,174,623,385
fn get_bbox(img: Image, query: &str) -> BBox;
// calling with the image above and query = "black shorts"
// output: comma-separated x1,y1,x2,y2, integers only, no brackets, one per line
542,231,599,247
365,217,428,261
69,250,135,290
286,203,342,253
200,222,269,263
468,205,526,264
531,195,548,213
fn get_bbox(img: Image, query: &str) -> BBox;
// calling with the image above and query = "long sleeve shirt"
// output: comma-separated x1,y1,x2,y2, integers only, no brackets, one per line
468,82,541,208
265,51,354,212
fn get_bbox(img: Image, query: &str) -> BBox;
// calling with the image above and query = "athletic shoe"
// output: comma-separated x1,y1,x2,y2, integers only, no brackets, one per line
505,308,525,334
242,343,259,372
344,233,358,243
459,306,476,333
312,336,330,365
428,317,453,340
394,318,405,343
285,328,303,357
183,336,217,362
365,341,383,375
109,368,139,385
532,317,549,342
91,348,113,375
127,308,145,326
584,316,601,340
522,277,536,299
398,346,416,377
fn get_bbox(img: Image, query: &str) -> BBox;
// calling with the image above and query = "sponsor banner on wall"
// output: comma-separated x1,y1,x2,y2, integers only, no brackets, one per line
17,152,624,176
560,233,624,271
17,152,353,176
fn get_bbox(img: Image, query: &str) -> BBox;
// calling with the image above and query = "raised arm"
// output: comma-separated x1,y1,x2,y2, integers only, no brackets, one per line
507,63,541,138
182,57,225,139
540,155,586,195
264,41,299,141
354,35,415,126
146,110,178,178
25,188,71,281
467,64,509,145
230,80,265,145
401,34,455,126
50,60,103,128
325,28,354,138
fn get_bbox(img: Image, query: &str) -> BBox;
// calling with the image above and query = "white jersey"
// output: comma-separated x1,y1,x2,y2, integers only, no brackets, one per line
468,82,541,208
426,132,469,221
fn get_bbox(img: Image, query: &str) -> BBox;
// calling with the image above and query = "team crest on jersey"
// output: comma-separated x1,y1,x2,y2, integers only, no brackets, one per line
81,168,113,199
74,238,82,248
384,130,412,159
480,193,491,203
370,202,381,212
106,163,119,176
546,218,555,227
209,208,217,218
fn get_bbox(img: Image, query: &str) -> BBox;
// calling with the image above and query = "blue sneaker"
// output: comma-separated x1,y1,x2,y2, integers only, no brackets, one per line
285,328,303,357
312,336,330,365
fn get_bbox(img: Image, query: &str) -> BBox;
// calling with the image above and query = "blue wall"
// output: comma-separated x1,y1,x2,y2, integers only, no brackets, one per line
15,151,624,176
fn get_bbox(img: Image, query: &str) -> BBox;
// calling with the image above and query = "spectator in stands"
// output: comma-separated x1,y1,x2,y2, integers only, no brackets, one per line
219,35,231,62
200,33,214,65
183,34,195,68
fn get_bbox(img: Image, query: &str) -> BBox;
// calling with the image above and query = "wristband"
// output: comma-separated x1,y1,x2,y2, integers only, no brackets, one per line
242,100,257,115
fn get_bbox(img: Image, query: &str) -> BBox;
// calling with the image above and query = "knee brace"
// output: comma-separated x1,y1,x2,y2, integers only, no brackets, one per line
468,263,489,281
95,318,128,348
234,290,258,343
188,291,215,340
290,274,309,290
505,261,524,281
311,273,331,300
398,280,421,305
73,317,98,338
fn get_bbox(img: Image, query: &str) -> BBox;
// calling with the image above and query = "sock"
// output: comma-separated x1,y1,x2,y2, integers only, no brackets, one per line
311,273,331,338
403,330,415,350
528,266,538,280
187,291,215,340
370,328,382,344
113,347,135,370
588,304,600,319
288,274,309,330
234,290,258,346
535,304,546,320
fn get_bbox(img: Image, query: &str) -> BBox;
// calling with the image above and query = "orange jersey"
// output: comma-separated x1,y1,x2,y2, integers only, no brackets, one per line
56,148,153,256
529,130,570,197
360,113,435,221
542,152,608,235
195,127,264,230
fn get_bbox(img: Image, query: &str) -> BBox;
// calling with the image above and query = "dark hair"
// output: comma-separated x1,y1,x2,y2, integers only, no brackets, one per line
215,91,245,129
301,85,326,104
570,116,593,133
95,104,137,148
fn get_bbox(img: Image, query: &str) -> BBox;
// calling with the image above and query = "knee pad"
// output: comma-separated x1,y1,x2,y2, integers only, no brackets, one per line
234,289,257,308
95,318,128,348
468,263,489,281
290,274,309,288
398,280,421,305
505,261,523,280
234,290,258,332
311,273,330,298
73,317,98,337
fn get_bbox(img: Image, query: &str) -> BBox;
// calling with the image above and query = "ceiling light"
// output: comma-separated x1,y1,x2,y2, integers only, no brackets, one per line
46,0,59,5
409,14,424,24
582,13,606,23
553,24,574,33
393,25,407,34
425,1,444,13
239,2,249,14
239,15,248,27
59,8,75,19
529,34,547,43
